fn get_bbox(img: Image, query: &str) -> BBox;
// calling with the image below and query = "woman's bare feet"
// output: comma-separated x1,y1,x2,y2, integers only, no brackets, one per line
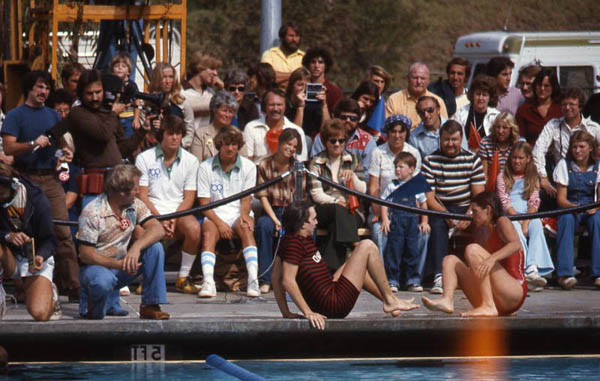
384,296,419,316
460,304,498,317
421,296,454,314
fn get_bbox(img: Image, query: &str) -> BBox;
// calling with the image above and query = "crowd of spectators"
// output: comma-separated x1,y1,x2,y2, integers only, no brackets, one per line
0,20,600,323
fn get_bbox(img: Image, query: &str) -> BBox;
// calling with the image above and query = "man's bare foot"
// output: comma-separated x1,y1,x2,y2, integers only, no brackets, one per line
460,305,498,317
422,296,454,314
384,296,419,315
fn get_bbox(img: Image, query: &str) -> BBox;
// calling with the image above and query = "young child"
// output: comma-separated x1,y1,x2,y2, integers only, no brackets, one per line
109,52,142,137
496,141,553,291
380,152,431,292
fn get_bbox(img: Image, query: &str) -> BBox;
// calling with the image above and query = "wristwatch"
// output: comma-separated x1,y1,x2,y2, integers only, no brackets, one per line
4,233,10,242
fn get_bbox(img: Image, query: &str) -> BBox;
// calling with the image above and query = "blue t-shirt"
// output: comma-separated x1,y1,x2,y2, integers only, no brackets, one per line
1,104,60,169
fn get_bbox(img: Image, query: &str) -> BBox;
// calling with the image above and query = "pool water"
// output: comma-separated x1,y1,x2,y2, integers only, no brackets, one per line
4,356,600,380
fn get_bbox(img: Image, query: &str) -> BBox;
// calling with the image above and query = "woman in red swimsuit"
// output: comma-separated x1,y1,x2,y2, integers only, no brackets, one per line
422,191,527,317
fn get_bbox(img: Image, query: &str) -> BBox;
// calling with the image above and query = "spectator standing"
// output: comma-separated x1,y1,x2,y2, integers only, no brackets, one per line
239,63,276,129
302,47,344,117
60,63,84,101
351,81,381,140
516,65,541,102
452,74,500,153
261,22,305,89
2,71,79,301
183,52,223,132
109,52,142,138
486,56,524,115
428,57,471,118
224,69,248,129
244,89,308,162
136,115,201,294
516,68,562,146
148,63,194,149
386,62,448,128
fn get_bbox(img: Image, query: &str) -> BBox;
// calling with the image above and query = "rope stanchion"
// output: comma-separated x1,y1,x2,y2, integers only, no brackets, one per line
305,169,600,221
52,171,291,226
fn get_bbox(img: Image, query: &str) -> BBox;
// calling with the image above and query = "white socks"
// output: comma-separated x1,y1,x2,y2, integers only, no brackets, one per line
201,251,216,284
243,246,258,284
178,251,196,279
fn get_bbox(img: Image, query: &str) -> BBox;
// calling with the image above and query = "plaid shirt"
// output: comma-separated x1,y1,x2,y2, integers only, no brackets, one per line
256,155,304,206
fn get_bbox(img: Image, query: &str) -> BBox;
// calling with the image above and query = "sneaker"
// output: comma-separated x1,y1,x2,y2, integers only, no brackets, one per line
527,283,544,292
175,277,201,294
542,217,557,237
198,281,217,298
525,267,547,288
389,284,399,293
0,282,6,320
259,284,271,294
50,283,62,321
594,277,600,289
430,275,443,294
558,276,577,290
247,279,260,297
119,286,131,296
407,284,424,292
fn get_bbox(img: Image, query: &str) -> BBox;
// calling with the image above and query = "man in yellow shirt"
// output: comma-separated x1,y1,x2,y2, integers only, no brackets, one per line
385,62,448,129
261,22,305,89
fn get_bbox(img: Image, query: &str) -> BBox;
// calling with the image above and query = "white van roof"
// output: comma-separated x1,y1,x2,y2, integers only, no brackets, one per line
454,31,600,56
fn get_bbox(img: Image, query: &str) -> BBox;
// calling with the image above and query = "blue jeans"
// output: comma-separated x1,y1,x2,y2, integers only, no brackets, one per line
255,207,284,285
556,211,600,278
426,204,468,278
79,242,167,319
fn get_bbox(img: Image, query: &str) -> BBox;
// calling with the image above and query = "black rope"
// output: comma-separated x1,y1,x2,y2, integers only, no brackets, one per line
52,171,291,226
306,170,600,221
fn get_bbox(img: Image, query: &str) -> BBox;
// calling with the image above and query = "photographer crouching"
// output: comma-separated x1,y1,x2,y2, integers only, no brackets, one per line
0,163,60,321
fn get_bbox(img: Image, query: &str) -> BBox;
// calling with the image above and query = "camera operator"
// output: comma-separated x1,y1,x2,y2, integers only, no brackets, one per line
66,69,150,208
0,163,60,321
2,71,80,302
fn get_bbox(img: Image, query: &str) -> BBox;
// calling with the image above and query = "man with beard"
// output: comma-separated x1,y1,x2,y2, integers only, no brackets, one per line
386,62,448,128
422,120,485,294
261,22,305,88
428,58,470,118
244,89,308,162
2,71,80,301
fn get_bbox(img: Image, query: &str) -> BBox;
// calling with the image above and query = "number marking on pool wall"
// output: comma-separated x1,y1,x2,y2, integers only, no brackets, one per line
130,345,165,361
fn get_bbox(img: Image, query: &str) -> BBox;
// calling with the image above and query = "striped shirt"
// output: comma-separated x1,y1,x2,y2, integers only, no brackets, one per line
478,136,516,174
422,149,485,206
278,234,333,312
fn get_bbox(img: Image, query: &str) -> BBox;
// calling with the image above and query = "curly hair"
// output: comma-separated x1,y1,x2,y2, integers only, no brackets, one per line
468,74,499,107
490,112,520,147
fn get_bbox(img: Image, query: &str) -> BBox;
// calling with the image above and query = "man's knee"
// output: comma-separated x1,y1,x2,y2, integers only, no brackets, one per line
28,304,51,322
442,254,460,267
143,242,165,262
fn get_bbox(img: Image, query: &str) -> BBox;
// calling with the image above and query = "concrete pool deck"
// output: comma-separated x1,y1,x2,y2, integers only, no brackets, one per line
1,283,599,362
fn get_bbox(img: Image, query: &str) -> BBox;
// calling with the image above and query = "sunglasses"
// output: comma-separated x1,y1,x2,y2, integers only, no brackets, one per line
328,138,346,145
339,114,359,122
417,107,436,116
228,85,245,92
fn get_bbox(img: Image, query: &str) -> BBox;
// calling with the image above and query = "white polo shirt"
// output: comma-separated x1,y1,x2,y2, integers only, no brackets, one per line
243,116,308,162
136,146,199,215
197,154,257,225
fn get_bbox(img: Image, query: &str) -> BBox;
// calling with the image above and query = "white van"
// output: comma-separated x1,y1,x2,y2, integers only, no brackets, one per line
453,31,600,96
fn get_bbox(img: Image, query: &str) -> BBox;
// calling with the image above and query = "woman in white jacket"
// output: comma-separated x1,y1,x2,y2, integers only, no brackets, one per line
452,74,501,153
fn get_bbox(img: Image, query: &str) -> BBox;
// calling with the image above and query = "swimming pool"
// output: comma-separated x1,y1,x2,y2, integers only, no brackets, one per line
5,356,600,380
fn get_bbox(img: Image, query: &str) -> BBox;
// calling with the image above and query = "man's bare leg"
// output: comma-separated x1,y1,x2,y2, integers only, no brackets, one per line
23,275,54,321
338,240,419,314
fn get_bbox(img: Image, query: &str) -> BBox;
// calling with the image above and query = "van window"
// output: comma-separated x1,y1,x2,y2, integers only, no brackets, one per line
558,66,594,98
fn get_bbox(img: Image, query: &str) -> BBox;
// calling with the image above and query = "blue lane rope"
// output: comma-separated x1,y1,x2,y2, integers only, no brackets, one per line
206,354,266,381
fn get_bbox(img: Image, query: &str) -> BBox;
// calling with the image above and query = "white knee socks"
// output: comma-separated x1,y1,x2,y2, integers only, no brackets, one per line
200,251,216,284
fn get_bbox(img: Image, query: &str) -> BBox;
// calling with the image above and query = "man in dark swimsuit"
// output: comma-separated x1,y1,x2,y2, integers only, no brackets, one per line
272,200,419,330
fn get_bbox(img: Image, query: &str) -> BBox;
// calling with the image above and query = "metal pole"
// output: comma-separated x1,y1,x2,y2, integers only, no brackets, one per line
294,161,304,201
260,0,281,56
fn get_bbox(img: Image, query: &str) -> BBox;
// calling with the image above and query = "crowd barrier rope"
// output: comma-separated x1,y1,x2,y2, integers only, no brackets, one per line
51,164,600,226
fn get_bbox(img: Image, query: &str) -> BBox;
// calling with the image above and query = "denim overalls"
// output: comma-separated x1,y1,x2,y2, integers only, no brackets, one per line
556,159,600,277
384,177,424,287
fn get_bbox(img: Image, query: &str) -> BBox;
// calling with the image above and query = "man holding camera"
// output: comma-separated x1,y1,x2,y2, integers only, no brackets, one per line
2,70,80,302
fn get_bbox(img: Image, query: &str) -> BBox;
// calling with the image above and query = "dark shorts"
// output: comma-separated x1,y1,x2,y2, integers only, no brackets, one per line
315,274,361,319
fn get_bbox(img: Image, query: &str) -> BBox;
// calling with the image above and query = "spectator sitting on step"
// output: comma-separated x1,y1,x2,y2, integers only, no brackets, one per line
135,114,201,294
196,126,260,298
